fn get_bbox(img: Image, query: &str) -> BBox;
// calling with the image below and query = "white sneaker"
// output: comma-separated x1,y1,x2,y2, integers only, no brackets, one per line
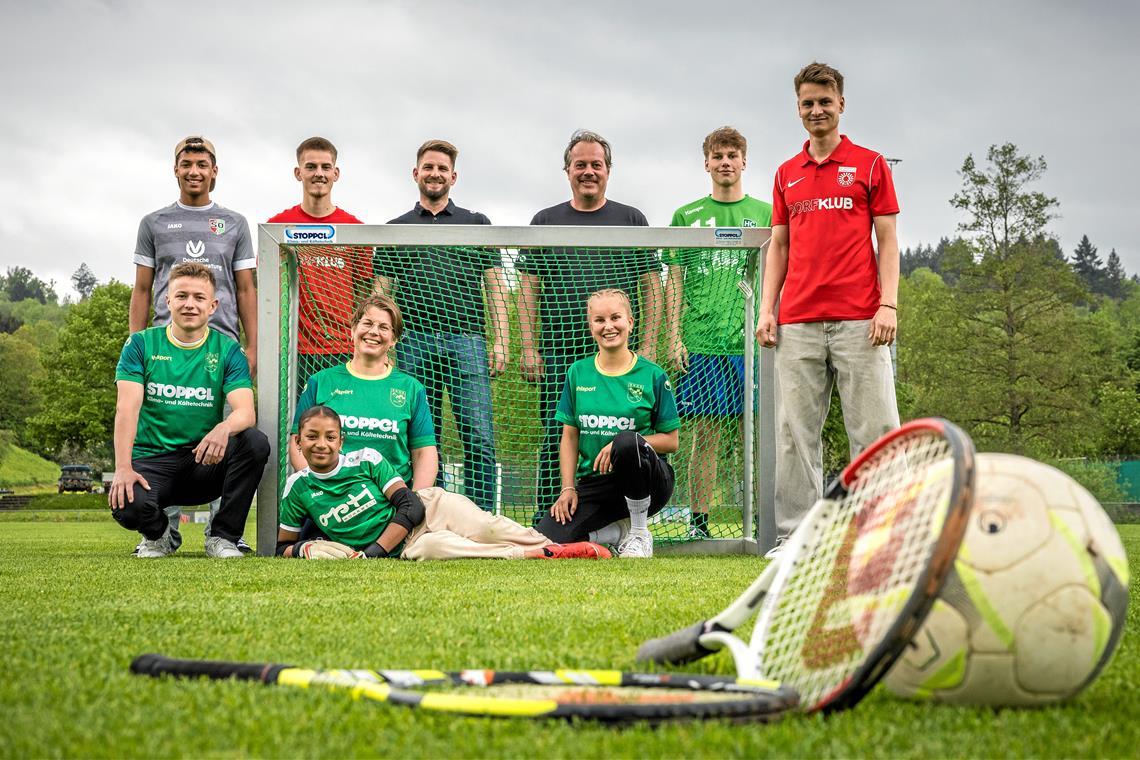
617,529,653,559
764,536,787,560
205,536,244,559
136,528,175,559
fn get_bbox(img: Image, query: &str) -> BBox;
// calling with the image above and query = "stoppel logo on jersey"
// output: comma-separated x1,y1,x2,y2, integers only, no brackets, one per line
146,382,216,407
626,383,644,404
712,227,743,247
318,485,378,528
578,414,636,432
837,166,857,188
185,240,205,258
788,197,855,218
340,414,400,435
284,225,337,243
209,218,226,235
205,352,219,373
389,388,407,407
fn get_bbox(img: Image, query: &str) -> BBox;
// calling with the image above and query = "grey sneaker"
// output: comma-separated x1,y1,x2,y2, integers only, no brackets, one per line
136,528,175,559
617,529,653,559
205,536,244,559
764,536,787,560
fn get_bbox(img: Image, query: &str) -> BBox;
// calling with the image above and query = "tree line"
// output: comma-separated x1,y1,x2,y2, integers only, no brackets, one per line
1,143,1136,499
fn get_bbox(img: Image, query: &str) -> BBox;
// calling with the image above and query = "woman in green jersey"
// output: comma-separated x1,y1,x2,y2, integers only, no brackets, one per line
538,289,680,558
277,405,610,560
291,295,438,489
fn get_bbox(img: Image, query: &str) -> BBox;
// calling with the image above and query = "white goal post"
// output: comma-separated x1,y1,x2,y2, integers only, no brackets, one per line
255,224,776,556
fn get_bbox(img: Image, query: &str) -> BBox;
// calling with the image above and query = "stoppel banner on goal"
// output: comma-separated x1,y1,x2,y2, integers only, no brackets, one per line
256,225,770,553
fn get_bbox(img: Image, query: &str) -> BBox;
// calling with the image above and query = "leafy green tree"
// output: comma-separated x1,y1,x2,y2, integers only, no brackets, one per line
950,143,1057,256
900,144,1129,456
70,264,97,301
0,334,43,447
1,266,58,304
26,282,130,459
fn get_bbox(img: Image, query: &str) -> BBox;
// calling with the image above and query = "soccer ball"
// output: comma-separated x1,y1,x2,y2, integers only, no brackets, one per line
885,453,1129,706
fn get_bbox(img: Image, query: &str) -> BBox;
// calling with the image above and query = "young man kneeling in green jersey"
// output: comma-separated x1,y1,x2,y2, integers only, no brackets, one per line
109,261,269,558
277,405,611,560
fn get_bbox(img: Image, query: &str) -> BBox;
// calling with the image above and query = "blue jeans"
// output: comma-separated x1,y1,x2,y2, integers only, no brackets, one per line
398,332,497,511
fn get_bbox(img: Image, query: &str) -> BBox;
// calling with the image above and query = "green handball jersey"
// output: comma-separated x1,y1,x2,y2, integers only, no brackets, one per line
556,354,680,481
115,326,252,460
665,195,773,355
293,363,436,483
280,448,404,549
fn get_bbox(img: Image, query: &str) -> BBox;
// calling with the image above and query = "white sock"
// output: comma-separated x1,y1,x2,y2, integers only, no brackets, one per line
626,496,651,533
589,520,626,545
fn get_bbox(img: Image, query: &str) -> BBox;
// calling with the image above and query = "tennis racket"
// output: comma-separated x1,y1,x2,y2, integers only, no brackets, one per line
637,417,975,713
130,654,799,725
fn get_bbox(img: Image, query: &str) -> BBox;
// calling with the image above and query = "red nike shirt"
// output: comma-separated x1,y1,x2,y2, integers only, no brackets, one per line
267,205,369,355
771,136,899,324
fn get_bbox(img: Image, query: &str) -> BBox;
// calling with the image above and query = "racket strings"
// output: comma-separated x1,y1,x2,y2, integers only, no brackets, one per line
756,433,956,708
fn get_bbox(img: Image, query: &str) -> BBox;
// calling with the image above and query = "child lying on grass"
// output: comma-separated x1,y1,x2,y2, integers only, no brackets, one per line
277,405,611,560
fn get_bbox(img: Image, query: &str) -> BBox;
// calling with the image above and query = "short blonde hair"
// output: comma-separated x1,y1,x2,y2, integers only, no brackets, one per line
587,288,632,319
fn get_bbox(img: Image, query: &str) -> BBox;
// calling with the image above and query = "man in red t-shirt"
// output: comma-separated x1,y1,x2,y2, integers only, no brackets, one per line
756,62,901,557
267,137,368,391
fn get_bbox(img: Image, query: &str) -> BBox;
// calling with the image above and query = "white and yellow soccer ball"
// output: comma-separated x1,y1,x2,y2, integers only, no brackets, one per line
885,453,1129,706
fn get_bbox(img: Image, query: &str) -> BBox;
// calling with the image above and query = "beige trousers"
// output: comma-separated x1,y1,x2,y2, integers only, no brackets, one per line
401,487,552,561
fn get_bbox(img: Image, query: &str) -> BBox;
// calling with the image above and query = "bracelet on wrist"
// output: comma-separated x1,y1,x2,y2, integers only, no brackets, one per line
879,303,897,310
560,485,577,493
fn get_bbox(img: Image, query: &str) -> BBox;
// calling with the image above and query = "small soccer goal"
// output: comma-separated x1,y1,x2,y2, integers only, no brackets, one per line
255,223,775,556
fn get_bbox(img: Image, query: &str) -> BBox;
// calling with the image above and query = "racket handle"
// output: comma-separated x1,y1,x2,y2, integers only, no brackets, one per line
130,654,288,683
636,622,716,665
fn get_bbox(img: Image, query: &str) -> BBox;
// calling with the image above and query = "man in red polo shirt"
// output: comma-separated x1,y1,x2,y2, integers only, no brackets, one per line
756,61,901,557
268,137,368,391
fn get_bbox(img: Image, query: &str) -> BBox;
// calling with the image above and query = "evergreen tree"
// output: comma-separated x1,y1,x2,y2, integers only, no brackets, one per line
1071,235,1105,293
1104,249,1127,300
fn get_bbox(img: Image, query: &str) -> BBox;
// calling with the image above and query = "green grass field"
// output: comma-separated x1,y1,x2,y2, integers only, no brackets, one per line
1,517,1137,759
0,444,60,488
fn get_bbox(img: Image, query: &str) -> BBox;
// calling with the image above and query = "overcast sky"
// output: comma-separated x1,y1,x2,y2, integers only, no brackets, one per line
0,0,1135,299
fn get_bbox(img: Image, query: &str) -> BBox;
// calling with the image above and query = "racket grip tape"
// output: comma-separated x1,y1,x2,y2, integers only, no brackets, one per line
636,622,715,665
130,654,289,684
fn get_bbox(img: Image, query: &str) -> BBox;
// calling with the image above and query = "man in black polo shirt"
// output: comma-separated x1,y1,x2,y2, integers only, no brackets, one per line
373,139,507,511
518,129,663,523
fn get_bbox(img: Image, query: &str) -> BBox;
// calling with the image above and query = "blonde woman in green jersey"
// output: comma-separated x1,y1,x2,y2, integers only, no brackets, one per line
537,289,680,558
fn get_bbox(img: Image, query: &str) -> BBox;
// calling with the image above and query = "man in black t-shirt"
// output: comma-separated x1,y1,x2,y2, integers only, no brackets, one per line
518,129,663,521
373,139,507,512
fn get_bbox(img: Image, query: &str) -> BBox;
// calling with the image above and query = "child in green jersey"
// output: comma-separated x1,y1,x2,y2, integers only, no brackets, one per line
537,289,680,558
278,406,610,560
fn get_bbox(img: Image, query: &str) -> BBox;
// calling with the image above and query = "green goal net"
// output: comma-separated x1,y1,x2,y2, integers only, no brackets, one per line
256,224,773,555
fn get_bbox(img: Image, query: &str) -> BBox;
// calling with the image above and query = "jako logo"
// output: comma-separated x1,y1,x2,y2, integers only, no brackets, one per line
579,414,635,430
146,382,215,400
340,415,399,433
284,225,337,243
185,240,205,257
714,227,743,240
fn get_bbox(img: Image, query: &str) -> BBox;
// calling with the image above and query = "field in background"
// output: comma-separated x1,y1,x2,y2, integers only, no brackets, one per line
1,517,1137,758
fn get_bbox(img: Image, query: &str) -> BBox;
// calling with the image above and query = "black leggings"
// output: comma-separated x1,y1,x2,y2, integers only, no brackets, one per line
536,431,674,543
